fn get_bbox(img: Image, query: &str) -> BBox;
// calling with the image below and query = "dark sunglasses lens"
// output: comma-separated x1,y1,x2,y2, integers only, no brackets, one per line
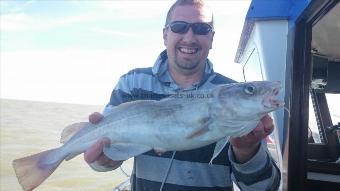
192,23,212,35
170,22,189,34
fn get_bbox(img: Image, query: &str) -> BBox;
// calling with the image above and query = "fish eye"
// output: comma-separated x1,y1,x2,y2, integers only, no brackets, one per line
244,84,256,95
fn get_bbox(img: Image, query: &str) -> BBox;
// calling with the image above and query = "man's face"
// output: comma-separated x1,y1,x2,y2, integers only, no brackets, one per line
163,5,215,74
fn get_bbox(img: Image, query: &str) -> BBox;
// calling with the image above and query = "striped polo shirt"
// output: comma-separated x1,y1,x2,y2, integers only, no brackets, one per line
104,50,281,191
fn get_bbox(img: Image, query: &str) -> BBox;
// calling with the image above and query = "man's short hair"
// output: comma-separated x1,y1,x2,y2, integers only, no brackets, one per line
165,0,214,27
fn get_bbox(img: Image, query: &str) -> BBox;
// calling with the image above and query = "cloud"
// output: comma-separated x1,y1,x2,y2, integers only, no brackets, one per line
0,13,34,31
0,1,105,33
209,0,250,17
0,0,36,14
0,12,101,32
93,1,172,19
91,28,138,38
0,0,38,31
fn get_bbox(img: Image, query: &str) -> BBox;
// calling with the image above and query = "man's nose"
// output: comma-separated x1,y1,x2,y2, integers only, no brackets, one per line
182,27,196,41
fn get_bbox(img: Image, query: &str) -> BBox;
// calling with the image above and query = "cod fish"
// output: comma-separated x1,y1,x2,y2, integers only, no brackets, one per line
13,81,284,191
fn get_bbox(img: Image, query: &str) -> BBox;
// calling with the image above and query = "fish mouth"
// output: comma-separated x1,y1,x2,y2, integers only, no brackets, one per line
262,81,284,109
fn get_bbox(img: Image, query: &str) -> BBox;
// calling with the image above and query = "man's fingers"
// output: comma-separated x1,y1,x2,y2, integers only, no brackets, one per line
252,121,265,137
252,120,273,140
89,112,103,124
264,124,274,135
261,115,274,135
84,138,110,164
261,115,273,127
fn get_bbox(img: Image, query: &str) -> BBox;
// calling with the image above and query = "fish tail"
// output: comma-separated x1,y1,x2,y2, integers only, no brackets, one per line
12,148,64,191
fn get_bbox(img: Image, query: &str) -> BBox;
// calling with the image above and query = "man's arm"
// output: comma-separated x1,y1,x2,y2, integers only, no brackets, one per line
229,115,281,190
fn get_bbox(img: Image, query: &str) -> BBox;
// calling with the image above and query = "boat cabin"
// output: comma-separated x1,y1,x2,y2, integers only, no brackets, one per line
234,0,340,190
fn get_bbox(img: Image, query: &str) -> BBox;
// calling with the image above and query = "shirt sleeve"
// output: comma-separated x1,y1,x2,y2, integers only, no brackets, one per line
102,75,133,116
228,142,281,191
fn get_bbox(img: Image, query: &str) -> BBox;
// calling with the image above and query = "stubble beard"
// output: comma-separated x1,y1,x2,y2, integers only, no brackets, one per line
173,59,202,75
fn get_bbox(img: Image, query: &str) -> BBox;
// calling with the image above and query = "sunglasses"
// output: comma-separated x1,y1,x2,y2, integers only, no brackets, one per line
167,21,213,35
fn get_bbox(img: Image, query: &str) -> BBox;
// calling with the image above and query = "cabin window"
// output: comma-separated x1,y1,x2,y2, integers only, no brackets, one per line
308,94,322,143
327,94,340,131
309,93,340,144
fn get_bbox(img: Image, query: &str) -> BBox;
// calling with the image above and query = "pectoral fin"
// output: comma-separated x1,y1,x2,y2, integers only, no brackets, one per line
209,137,229,164
186,117,212,139
103,143,151,161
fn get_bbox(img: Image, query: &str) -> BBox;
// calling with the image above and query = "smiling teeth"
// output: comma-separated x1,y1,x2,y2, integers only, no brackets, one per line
179,47,197,54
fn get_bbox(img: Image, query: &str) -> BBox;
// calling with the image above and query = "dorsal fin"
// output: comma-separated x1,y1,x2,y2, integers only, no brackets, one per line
60,122,90,144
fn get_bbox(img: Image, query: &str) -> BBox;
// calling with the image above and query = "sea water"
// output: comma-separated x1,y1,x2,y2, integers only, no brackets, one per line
0,99,133,191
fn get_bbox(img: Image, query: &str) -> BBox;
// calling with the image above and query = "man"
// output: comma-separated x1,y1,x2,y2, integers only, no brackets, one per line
85,0,281,190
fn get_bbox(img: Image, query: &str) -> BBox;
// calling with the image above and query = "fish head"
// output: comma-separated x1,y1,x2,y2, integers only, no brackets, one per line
211,81,284,121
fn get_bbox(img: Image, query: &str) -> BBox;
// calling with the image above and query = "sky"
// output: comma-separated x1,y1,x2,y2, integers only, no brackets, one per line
0,0,251,105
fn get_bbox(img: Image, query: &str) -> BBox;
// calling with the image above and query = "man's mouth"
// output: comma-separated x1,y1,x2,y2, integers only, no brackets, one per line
178,47,199,54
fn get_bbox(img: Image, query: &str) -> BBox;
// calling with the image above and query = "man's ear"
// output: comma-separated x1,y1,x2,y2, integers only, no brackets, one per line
163,27,168,46
210,31,215,49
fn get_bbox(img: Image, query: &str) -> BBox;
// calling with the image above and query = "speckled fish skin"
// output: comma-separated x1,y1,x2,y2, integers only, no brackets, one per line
12,81,283,191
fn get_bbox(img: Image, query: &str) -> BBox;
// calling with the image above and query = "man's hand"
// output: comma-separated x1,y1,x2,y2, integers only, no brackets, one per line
84,112,122,170
229,114,274,163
